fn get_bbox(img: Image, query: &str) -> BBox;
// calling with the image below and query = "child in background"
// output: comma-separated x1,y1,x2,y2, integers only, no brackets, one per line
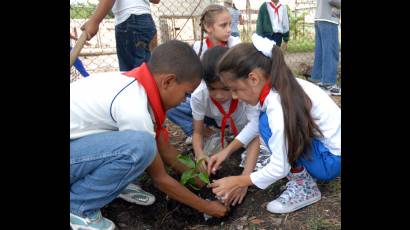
256,0,290,50
208,34,341,214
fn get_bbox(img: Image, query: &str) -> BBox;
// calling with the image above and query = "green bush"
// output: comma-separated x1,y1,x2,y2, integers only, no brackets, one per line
70,3,114,19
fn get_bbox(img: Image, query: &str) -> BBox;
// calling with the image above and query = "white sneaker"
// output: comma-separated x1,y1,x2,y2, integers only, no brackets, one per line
70,210,115,230
267,168,321,214
185,136,193,145
118,183,155,206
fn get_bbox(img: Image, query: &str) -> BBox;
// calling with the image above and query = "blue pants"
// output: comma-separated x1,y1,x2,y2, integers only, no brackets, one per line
115,14,157,71
167,100,193,136
231,32,240,37
166,98,220,136
70,46,89,77
70,130,157,217
265,33,283,47
310,21,340,85
296,139,341,181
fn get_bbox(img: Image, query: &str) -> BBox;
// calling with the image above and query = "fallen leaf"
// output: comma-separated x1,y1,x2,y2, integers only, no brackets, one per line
250,218,264,225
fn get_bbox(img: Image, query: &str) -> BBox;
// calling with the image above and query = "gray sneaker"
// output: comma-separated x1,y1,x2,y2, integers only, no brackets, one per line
70,210,115,230
118,183,155,206
320,84,341,96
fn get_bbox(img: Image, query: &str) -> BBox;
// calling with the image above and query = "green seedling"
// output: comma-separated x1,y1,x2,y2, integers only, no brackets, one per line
177,154,210,190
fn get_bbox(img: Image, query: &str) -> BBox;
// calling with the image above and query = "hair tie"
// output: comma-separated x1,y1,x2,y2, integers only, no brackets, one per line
251,33,276,58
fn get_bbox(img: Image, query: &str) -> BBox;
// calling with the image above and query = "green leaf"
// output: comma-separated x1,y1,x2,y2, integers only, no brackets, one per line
180,169,194,185
177,154,195,169
188,184,200,190
197,172,210,184
188,177,196,186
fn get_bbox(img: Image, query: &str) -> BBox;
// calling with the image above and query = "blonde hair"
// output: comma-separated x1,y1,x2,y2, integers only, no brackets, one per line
198,4,229,57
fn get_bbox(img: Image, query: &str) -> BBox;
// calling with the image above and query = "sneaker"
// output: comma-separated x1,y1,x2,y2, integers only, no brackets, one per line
320,84,341,96
185,136,193,145
306,78,321,85
118,183,155,206
70,210,115,230
266,168,321,214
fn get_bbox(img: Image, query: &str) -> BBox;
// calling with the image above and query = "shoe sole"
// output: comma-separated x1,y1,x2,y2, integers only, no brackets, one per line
118,194,155,206
267,194,321,214
70,223,116,230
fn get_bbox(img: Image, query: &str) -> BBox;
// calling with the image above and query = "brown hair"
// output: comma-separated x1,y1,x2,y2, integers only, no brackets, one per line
198,4,229,57
217,43,323,165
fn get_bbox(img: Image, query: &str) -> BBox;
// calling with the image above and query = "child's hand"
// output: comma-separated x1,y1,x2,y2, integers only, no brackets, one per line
225,186,248,206
208,176,240,200
195,153,209,173
207,150,229,175
203,200,230,217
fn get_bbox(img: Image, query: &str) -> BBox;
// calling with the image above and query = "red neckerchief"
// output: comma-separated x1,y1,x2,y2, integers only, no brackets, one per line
210,98,239,148
259,83,272,107
205,36,228,49
269,2,282,24
122,63,169,142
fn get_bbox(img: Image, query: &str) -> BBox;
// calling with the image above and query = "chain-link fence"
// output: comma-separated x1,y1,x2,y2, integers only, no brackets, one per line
70,0,341,82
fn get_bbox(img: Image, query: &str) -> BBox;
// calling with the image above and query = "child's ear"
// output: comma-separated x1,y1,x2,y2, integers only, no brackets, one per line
161,74,178,90
247,71,261,86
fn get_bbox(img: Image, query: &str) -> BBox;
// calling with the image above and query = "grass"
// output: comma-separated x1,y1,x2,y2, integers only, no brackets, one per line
307,217,341,230
287,38,315,53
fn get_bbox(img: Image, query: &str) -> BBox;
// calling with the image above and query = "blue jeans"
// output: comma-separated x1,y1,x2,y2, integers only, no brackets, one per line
115,14,157,71
296,139,341,181
310,21,339,85
231,32,240,37
167,99,193,136
70,46,89,77
265,33,283,47
70,130,157,217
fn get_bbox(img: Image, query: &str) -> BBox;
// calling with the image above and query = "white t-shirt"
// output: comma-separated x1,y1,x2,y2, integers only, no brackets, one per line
192,36,241,58
250,78,341,189
112,0,151,25
266,1,289,34
190,81,259,146
70,72,155,140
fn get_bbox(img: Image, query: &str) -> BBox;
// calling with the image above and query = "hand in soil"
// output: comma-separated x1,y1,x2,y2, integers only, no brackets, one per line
203,200,230,217
225,186,248,206
207,150,230,175
208,175,251,201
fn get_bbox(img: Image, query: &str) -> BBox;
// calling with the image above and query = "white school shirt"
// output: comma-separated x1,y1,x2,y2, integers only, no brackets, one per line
112,0,151,26
250,78,341,189
266,1,290,34
70,72,155,140
190,80,259,146
192,36,241,58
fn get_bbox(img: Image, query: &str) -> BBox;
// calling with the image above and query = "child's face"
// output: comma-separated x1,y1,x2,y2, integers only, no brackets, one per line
160,76,201,110
206,11,232,42
207,80,232,104
220,71,266,106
